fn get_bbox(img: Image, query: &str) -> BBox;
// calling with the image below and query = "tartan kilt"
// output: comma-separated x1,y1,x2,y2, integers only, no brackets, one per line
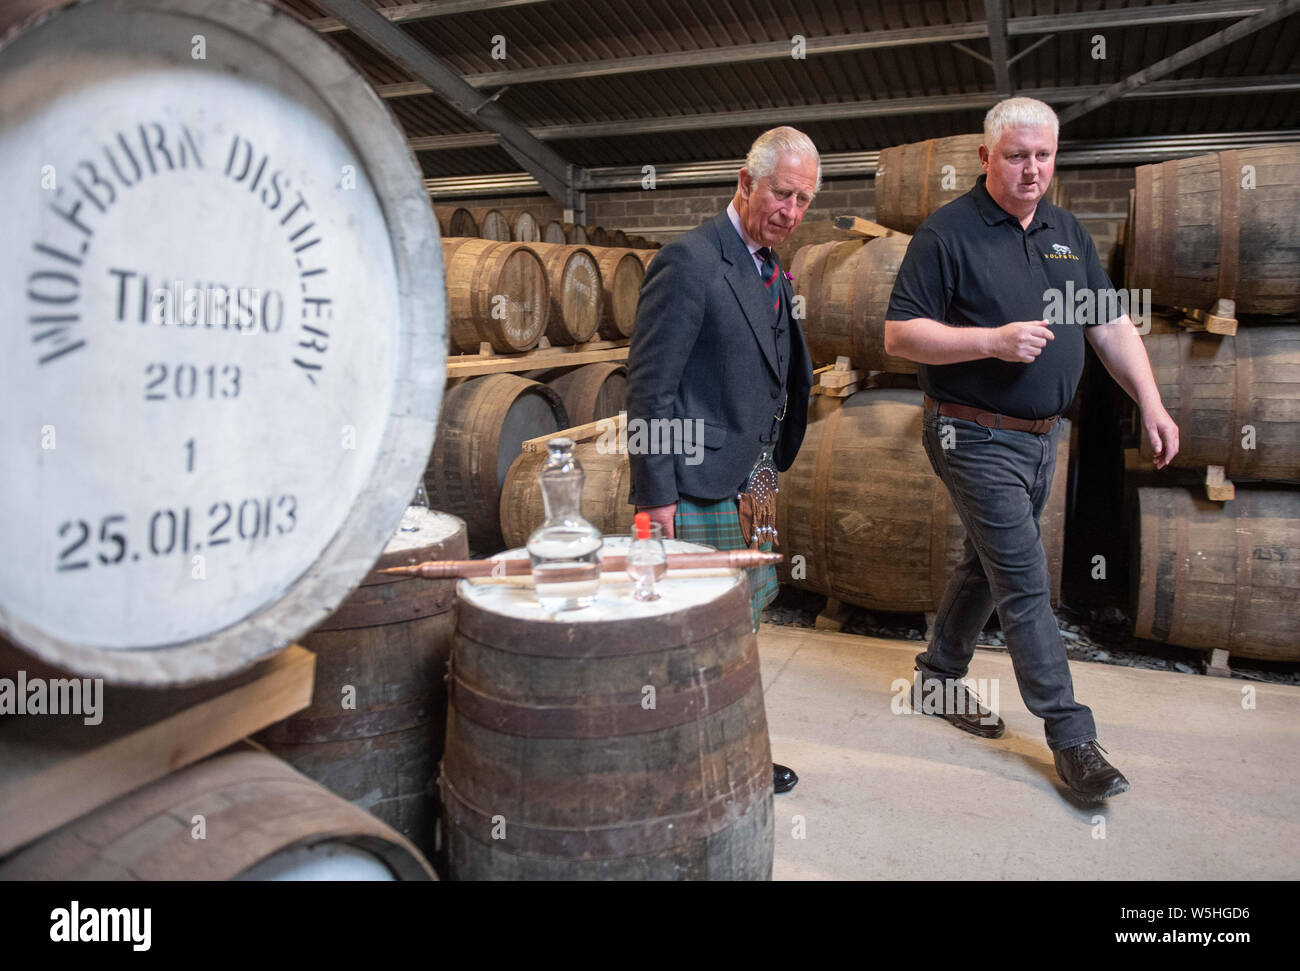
674,495,777,632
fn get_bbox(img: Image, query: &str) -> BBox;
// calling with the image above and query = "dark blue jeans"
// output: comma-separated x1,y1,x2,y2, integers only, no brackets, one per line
918,413,1096,751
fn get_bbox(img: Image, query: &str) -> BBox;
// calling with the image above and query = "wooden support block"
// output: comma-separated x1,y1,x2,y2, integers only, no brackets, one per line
818,368,865,389
1204,648,1232,678
815,598,850,631
0,645,315,856
1205,465,1236,502
832,214,904,238
1179,306,1238,336
833,355,852,371
923,612,937,638
812,364,836,376
812,381,861,397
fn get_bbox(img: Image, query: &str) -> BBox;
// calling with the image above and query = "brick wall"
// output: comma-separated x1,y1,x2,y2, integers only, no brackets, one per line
435,166,1136,267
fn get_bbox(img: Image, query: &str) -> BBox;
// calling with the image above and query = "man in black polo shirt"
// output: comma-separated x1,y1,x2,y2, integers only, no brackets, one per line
885,97,1179,802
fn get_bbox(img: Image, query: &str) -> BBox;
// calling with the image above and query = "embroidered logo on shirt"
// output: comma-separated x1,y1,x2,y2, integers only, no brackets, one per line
1044,242,1079,261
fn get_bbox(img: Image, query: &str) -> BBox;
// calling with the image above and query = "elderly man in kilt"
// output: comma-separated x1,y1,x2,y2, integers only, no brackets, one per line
625,127,820,795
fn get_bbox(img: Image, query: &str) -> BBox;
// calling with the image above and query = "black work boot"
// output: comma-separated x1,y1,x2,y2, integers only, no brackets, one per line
1054,741,1130,801
912,669,1005,738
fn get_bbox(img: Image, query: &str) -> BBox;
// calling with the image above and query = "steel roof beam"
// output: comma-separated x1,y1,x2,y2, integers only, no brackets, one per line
405,76,1300,151
310,0,580,203
367,0,1268,98
1058,0,1300,125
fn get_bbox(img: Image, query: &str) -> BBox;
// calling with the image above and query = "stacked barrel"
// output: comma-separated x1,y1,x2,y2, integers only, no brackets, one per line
433,204,659,252
1115,144,1300,662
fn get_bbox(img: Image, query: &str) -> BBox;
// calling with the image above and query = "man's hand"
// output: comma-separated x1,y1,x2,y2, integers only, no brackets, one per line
989,320,1054,362
1142,401,1180,470
637,502,676,540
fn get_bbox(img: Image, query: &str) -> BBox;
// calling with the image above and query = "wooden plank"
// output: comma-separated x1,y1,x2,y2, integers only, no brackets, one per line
0,645,315,856
814,598,850,631
1205,647,1233,677
831,214,905,238
447,339,630,377
521,411,626,452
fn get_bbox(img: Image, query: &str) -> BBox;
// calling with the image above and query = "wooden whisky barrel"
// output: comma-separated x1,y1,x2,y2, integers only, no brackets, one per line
442,539,773,880
525,241,604,345
501,208,541,242
541,220,567,244
424,375,569,551
790,236,916,372
632,249,659,271
1129,145,1300,314
595,248,645,339
441,238,549,353
255,509,467,859
772,218,860,271
546,362,627,425
876,133,1071,234
610,229,630,247
563,222,588,244
434,206,478,238
586,225,610,246
0,0,444,686
0,746,435,880
1134,487,1300,661
1140,327,1300,481
776,388,1070,611
467,207,510,240
499,440,632,548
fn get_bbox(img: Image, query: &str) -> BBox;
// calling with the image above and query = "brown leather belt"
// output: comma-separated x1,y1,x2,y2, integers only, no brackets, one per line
923,394,1059,435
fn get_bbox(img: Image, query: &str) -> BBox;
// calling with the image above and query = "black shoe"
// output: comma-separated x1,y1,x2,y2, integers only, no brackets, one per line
913,669,1005,738
1054,741,1130,801
773,763,798,794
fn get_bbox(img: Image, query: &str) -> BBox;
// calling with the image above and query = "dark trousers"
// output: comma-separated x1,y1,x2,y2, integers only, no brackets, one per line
917,413,1096,751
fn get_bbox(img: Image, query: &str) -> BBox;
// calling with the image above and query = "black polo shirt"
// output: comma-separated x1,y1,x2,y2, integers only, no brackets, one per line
886,174,1114,419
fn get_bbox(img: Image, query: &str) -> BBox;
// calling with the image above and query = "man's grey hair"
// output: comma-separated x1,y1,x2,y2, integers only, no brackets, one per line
983,97,1059,147
745,126,822,194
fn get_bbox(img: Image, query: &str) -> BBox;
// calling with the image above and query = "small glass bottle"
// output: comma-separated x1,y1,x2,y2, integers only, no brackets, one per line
526,438,603,610
626,512,666,602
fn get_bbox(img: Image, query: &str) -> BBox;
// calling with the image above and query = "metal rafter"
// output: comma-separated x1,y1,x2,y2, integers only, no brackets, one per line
404,76,1300,151
363,1,1268,98
309,0,581,207
311,0,559,33
985,0,1012,96
1058,0,1300,125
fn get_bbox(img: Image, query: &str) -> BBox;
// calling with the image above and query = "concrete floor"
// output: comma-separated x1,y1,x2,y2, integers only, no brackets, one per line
758,624,1300,880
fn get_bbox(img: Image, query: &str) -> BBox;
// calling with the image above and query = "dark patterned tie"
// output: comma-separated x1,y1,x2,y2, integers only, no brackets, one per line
755,246,781,321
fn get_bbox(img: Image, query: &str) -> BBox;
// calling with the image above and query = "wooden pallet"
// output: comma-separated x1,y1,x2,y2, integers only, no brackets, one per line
446,337,630,378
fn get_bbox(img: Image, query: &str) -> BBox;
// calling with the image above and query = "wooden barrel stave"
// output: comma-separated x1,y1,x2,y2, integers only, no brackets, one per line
434,205,478,237
790,237,916,373
256,510,466,858
1130,146,1300,315
595,248,644,339
426,375,569,551
546,361,627,425
442,238,549,353
876,134,1070,234
1134,487,1300,660
524,241,604,345
1140,327,1300,481
776,388,1069,610
0,747,435,880
442,573,773,880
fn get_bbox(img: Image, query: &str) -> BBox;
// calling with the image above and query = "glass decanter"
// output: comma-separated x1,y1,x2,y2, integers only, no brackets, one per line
525,438,603,610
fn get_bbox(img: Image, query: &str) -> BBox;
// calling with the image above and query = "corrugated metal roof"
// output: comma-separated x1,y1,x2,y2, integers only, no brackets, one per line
271,0,1300,179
